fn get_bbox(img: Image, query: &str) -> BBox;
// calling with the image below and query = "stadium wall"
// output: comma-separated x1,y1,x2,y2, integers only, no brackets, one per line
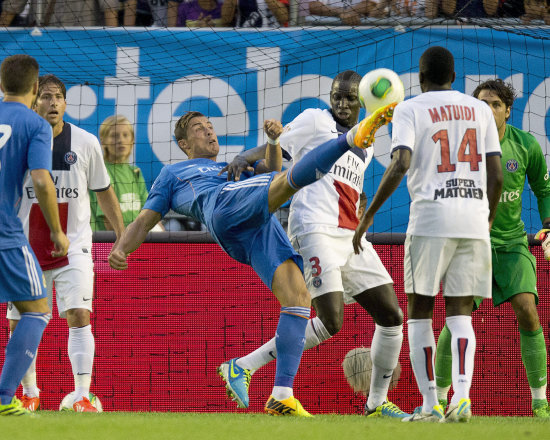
0,240,548,416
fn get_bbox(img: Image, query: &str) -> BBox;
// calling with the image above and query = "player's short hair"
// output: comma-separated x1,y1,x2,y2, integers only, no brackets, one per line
0,54,39,95
99,115,135,157
473,78,516,110
419,46,455,86
332,70,362,88
174,111,205,141
38,74,66,99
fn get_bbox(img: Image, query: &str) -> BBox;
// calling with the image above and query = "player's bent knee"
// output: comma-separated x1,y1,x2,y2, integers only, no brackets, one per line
318,314,343,336
375,307,404,327
66,308,91,327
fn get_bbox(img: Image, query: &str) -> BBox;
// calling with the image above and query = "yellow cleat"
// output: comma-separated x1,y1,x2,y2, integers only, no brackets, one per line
0,397,31,416
264,395,313,417
445,398,471,423
354,102,397,149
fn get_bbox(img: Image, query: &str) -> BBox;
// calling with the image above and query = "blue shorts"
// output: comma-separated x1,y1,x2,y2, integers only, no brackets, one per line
0,245,47,303
209,173,303,289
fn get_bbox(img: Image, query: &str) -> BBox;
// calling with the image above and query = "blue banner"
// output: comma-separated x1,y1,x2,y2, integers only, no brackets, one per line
1,27,548,232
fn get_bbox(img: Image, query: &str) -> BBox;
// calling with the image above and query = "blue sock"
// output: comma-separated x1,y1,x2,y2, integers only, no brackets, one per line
287,134,350,189
0,312,50,405
274,307,310,388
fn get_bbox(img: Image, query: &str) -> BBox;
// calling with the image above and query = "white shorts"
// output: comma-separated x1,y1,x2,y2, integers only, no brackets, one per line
292,231,393,304
7,253,94,320
404,235,491,298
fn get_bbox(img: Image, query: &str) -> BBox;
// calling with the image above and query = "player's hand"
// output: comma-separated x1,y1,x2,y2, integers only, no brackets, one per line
264,119,283,142
108,248,129,270
535,227,550,260
50,231,69,258
353,213,373,254
218,156,253,181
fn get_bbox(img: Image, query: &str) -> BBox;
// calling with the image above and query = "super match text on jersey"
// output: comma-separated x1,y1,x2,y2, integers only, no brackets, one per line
25,175,79,199
434,178,483,200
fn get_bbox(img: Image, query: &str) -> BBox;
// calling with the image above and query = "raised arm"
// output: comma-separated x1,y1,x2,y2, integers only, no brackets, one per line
30,169,69,257
108,209,162,270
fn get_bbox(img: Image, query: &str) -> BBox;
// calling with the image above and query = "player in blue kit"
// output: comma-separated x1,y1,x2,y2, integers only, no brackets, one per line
0,54,69,415
108,106,395,416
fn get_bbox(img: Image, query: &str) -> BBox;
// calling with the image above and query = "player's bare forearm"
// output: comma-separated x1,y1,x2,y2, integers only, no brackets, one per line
96,186,125,239
486,155,503,226
30,169,63,234
264,119,283,172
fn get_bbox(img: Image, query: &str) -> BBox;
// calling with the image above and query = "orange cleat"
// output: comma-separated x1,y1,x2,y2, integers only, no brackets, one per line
20,395,40,412
354,102,397,148
73,397,98,413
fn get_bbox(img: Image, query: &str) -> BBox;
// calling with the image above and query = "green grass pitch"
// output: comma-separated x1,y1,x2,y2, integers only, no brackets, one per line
1,413,547,440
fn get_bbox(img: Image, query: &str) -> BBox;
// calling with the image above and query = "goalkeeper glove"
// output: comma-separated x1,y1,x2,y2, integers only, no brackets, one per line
535,223,550,261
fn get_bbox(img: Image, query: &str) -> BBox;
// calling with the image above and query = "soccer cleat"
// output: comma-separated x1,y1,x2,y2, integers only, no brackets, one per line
264,395,313,417
365,401,410,419
0,397,31,416
217,358,251,409
20,395,40,411
532,399,550,418
402,404,445,422
353,102,397,148
73,397,98,413
445,398,472,422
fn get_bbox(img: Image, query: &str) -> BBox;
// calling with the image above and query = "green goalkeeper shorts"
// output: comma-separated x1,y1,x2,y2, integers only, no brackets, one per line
474,242,538,309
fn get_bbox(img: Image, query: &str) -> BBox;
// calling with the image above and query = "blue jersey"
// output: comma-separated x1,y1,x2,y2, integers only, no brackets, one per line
144,158,249,226
0,101,53,250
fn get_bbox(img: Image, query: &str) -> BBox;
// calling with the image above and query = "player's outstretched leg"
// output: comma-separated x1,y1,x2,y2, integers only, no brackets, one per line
435,323,452,408
0,397,32,416
218,358,252,409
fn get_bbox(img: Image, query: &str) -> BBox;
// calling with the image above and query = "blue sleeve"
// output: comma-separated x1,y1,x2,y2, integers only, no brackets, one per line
143,166,173,217
27,119,53,171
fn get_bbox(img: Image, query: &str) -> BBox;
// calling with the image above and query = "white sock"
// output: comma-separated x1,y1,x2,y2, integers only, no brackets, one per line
436,385,451,402
408,319,438,412
531,385,548,401
68,325,95,402
237,317,331,371
21,355,40,398
366,324,403,410
446,315,476,404
271,386,293,401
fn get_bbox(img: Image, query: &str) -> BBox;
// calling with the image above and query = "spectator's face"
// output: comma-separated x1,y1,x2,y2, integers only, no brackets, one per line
477,89,510,133
34,83,66,129
179,116,219,160
330,79,361,128
103,122,134,163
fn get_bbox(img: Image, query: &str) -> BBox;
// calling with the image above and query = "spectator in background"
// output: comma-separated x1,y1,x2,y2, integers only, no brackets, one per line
483,0,525,17
426,0,487,18
177,0,223,26
520,0,549,23
0,0,99,26
221,0,289,27
147,0,180,26
307,0,378,26
90,115,149,231
101,0,137,26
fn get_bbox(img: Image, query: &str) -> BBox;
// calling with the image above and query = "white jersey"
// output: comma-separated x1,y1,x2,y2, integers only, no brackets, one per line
279,108,373,240
18,122,110,270
391,90,501,239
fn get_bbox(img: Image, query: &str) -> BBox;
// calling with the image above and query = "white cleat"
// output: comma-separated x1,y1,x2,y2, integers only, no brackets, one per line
402,404,445,422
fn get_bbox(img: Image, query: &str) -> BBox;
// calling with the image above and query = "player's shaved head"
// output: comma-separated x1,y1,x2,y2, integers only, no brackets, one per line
332,70,362,89
0,54,39,95
175,111,205,141
331,70,362,128
419,46,455,87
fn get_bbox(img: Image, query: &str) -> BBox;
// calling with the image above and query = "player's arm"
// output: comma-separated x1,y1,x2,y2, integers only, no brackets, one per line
353,148,410,254
219,145,267,181
96,186,125,240
108,209,161,270
263,119,283,172
30,169,69,257
486,154,503,229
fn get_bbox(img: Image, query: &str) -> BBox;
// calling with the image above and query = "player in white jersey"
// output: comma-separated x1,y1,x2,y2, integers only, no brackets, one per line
353,46,503,422
7,74,125,413
218,71,407,418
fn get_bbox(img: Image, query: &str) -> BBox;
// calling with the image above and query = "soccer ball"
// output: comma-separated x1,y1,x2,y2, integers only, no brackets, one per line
59,391,103,412
358,68,405,113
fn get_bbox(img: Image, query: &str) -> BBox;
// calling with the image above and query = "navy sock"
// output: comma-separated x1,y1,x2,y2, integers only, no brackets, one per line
0,312,50,405
287,134,350,189
274,307,310,388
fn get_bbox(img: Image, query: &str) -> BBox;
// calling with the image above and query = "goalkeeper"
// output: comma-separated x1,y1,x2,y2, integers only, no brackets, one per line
435,79,550,418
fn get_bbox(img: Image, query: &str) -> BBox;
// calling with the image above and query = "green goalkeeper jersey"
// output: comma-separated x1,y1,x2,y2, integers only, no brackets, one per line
490,124,550,246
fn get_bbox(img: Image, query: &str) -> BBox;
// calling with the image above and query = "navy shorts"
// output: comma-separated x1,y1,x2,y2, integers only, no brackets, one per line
209,173,303,289
0,245,47,303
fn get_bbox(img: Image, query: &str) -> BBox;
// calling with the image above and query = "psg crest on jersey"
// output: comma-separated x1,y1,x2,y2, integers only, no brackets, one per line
312,277,322,288
506,159,518,172
64,151,78,165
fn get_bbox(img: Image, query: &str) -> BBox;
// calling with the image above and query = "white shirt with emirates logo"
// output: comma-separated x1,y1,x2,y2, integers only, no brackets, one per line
18,122,110,270
391,90,502,239
279,108,372,241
